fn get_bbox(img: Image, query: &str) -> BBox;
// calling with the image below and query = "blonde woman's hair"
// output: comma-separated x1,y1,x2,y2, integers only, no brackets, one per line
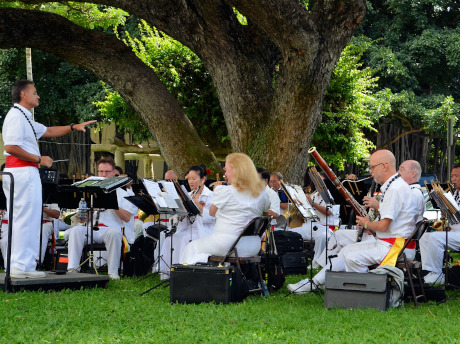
226,153,265,197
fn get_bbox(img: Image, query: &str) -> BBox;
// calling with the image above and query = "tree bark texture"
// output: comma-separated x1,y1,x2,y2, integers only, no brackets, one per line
0,1,366,183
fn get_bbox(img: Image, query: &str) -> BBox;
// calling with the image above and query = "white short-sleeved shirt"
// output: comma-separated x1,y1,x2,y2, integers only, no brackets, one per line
312,192,340,227
377,174,416,239
2,104,47,156
265,185,281,216
212,185,270,236
409,183,425,224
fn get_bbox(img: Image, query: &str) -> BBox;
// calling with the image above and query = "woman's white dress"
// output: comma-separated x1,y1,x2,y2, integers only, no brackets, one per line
159,186,215,276
181,185,270,264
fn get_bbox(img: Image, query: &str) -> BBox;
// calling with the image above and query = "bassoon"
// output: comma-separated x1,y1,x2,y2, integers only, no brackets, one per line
308,147,368,241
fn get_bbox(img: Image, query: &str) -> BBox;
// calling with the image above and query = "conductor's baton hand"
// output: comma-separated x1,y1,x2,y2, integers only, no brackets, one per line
40,156,53,168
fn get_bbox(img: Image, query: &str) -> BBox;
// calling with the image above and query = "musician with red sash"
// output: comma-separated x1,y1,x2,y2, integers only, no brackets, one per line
2,80,95,279
288,150,420,293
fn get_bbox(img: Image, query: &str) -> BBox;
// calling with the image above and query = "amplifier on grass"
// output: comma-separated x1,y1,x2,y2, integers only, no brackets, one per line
281,251,309,275
324,271,391,311
170,264,247,304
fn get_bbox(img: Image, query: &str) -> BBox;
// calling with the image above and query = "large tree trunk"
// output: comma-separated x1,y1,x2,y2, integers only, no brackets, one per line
0,1,366,183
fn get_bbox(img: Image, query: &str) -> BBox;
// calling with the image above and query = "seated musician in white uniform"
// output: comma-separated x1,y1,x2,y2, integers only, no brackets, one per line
65,158,136,280
159,165,215,279
182,153,270,264
257,168,280,219
320,160,425,264
420,163,460,285
289,170,340,268
288,150,419,293
269,172,289,215
40,203,60,262
1,203,60,268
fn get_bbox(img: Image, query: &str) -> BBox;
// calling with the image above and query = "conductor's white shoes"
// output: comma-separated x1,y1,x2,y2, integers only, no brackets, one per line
11,268,46,279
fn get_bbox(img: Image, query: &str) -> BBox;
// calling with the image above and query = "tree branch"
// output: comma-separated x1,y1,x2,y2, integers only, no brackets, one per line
377,128,424,150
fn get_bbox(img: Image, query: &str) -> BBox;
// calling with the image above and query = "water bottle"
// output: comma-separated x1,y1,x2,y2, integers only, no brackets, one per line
77,198,87,222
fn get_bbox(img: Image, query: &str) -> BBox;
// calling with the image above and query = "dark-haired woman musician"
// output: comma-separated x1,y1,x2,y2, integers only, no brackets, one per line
159,165,214,279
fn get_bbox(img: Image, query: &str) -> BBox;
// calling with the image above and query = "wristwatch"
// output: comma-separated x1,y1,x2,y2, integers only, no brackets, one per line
70,123,76,131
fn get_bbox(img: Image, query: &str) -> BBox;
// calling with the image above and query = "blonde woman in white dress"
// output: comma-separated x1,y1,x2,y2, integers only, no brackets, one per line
182,153,270,265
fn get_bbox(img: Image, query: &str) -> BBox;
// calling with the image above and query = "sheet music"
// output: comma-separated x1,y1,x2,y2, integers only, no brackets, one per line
444,192,460,211
142,179,168,208
282,182,318,220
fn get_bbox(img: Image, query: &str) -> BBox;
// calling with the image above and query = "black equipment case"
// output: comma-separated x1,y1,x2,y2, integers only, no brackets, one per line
170,264,245,304
273,231,304,254
324,271,391,311
280,251,309,275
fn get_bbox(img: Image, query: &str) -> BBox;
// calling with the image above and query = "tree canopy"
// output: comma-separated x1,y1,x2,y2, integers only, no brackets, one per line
0,0,366,181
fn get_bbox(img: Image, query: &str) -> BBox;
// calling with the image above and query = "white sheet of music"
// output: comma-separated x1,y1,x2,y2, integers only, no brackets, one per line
143,179,168,208
444,192,460,211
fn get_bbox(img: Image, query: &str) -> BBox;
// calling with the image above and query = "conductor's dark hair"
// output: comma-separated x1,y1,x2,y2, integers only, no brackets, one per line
12,80,34,103
187,165,205,179
453,163,460,170
97,158,116,168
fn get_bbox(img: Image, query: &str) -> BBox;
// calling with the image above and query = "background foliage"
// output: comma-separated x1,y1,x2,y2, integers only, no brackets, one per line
1,1,459,176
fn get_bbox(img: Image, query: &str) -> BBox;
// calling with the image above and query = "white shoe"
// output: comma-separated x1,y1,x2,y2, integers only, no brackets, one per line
109,274,120,280
11,268,45,279
287,279,317,294
424,272,445,285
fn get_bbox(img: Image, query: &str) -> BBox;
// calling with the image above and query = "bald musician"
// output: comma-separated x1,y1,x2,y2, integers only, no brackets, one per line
288,150,420,293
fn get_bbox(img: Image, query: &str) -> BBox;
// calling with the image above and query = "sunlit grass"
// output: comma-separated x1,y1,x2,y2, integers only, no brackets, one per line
0,272,459,343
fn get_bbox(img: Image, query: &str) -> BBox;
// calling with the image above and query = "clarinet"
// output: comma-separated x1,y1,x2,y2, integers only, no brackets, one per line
308,147,367,241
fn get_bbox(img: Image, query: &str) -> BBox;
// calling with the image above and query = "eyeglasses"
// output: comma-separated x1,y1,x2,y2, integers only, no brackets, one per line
97,170,114,174
368,163,384,172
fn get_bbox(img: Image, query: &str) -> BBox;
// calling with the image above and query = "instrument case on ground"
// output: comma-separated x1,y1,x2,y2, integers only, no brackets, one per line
170,264,246,304
324,271,390,311
273,231,304,254
281,251,309,275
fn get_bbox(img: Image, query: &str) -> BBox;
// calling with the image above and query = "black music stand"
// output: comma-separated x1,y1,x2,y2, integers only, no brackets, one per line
134,178,200,295
37,168,60,269
58,179,125,274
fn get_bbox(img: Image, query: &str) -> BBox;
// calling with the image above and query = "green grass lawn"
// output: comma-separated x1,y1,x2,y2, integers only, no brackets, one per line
0,272,459,344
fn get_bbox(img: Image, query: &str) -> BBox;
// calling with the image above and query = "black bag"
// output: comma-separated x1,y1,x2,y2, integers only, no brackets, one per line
261,252,285,291
273,231,304,254
123,225,162,277
281,251,309,275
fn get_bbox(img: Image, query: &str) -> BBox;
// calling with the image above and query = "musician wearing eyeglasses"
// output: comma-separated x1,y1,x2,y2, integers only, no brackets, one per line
288,150,419,294
269,172,289,213
64,158,136,280
420,163,460,285
2,80,96,279
159,165,215,279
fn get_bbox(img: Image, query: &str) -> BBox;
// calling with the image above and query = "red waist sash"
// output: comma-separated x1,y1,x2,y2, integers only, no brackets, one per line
5,156,38,168
379,237,416,249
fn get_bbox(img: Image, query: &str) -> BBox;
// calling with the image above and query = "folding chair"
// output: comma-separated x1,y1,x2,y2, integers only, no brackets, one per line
208,217,270,295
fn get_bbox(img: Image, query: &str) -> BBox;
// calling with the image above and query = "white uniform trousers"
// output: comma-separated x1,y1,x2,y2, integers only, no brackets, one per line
159,230,195,278
2,166,42,271
420,231,460,275
64,225,122,275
